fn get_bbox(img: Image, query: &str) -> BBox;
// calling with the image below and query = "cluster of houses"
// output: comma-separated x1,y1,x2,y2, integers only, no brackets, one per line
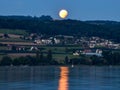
34,38,60,45
82,37,120,49
4,33,120,57
5,34,120,52
32,34,120,49
33,35,74,45
8,45,40,51
73,49,103,57
1,32,120,50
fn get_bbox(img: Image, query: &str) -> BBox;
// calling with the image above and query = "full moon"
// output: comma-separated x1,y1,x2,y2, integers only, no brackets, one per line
59,9,68,19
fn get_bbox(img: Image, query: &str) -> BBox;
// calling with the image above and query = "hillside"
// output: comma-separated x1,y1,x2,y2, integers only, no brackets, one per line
0,16,120,42
85,20,120,30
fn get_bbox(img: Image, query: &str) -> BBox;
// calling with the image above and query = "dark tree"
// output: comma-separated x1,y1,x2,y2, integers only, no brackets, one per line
12,58,21,66
3,33,9,38
36,50,42,65
0,56,12,66
90,55,103,65
65,56,69,64
36,50,40,59
11,45,17,51
40,52,44,61
47,50,53,62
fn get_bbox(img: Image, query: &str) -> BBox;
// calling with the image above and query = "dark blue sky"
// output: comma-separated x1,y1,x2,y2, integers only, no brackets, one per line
0,0,120,21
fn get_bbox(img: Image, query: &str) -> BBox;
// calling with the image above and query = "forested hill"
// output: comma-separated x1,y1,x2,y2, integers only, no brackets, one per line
0,15,120,42
85,20,120,30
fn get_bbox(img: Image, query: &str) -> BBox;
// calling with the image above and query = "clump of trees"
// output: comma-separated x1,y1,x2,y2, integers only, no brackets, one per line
0,50,58,66
102,51,120,65
0,56,12,66
64,51,120,66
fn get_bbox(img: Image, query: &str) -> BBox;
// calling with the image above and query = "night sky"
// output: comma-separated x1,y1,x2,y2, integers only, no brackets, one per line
0,0,120,21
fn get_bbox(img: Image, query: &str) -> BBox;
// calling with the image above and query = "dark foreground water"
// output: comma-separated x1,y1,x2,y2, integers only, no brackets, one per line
0,66,120,90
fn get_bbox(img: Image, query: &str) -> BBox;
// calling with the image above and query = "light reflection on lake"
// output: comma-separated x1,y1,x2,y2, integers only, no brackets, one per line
58,67,69,90
0,66,120,90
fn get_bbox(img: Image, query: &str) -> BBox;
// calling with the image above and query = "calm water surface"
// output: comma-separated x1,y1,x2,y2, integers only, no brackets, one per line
0,66,120,90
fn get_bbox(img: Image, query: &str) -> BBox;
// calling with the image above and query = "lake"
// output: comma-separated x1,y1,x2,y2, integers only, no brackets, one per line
0,66,120,90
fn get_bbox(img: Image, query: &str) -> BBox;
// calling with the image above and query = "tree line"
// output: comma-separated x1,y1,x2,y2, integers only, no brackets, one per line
0,50,58,66
0,50,120,66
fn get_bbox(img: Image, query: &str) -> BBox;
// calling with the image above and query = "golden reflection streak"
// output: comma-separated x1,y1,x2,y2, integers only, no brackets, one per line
58,67,69,90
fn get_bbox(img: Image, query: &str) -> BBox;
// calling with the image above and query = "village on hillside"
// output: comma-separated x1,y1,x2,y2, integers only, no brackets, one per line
0,33,120,57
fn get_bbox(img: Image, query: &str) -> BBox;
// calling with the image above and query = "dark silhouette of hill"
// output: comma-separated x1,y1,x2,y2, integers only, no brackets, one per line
0,15,120,42
85,20,120,30
85,20,120,42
